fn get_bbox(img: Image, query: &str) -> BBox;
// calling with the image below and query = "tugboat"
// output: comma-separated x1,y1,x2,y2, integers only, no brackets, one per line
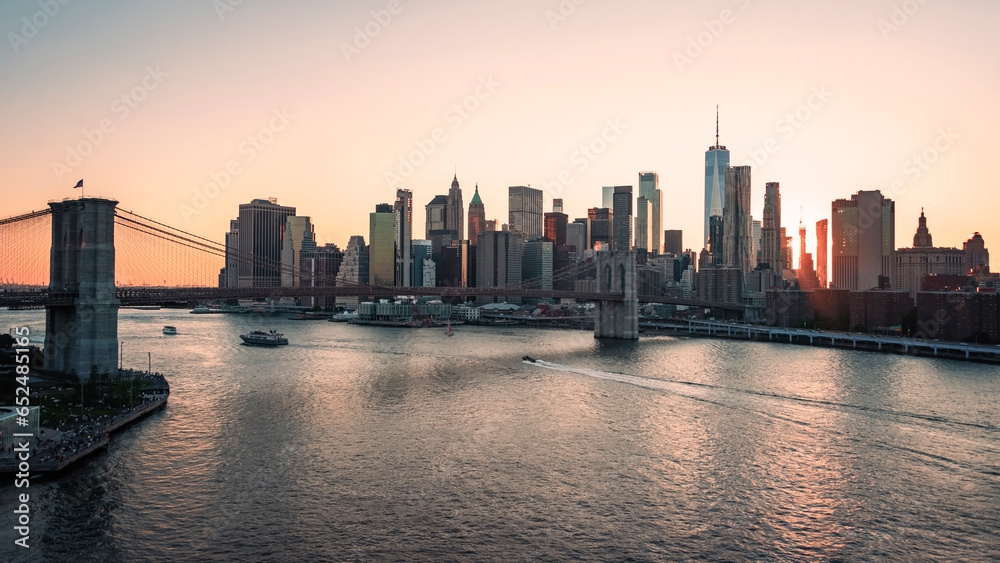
162,326,177,335
240,329,289,346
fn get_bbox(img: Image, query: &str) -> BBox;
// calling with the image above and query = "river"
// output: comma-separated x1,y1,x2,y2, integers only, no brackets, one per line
1,309,998,561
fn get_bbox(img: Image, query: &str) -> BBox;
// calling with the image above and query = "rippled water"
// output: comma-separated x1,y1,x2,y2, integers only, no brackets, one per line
1,309,998,561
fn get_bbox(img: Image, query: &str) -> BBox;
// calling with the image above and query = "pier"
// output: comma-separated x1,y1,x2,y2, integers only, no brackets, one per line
644,319,1000,364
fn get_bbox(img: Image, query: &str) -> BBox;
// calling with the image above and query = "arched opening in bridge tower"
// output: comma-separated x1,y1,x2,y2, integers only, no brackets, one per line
604,264,612,292
619,264,626,294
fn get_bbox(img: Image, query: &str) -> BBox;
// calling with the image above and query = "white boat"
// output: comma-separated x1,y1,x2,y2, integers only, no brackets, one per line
240,329,289,346
191,305,225,314
162,326,177,335
329,310,358,322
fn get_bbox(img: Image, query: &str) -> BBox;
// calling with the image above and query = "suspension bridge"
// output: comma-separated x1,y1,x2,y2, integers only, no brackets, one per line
0,197,743,377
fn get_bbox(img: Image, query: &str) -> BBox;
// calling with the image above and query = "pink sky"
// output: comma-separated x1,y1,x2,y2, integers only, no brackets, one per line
2,0,997,270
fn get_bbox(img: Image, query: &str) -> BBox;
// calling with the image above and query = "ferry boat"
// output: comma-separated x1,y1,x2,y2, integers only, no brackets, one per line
239,329,289,346
162,326,177,335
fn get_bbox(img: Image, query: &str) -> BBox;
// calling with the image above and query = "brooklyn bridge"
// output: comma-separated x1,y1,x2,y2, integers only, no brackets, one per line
0,197,745,377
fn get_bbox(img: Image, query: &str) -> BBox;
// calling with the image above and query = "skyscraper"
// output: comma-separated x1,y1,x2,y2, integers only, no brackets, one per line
708,215,724,266
963,232,989,274
635,195,650,252
639,172,662,254
394,189,412,287
602,186,615,209
300,243,343,309
369,203,396,286
411,240,433,287
587,208,612,249
544,211,568,247
425,195,449,237
761,182,783,271
522,240,554,291
223,219,239,288
441,240,471,287
467,184,486,246
663,230,683,256
236,198,296,288
477,230,523,303
704,107,729,248
723,165,752,282
281,216,316,287
798,219,807,270
567,222,587,256
816,219,828,288
831,190,895,291
751,219,762,270
447,175,464,241
336,235,369,306
508,186,543,239
612,186,633,251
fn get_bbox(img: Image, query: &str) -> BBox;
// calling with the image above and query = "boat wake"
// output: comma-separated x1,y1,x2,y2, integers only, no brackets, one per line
523,358,1000,476
522,358,999,433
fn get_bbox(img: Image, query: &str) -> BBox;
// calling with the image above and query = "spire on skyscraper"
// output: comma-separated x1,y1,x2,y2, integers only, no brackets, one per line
716,105,719,148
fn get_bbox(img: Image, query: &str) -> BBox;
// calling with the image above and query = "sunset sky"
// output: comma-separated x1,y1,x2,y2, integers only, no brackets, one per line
2,0,998,269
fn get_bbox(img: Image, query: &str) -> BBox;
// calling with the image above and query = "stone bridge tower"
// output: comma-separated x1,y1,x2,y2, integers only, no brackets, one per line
45,198,120,379
594,250,638,340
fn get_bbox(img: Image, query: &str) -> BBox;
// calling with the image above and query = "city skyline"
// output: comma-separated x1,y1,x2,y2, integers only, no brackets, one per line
2,1,997,270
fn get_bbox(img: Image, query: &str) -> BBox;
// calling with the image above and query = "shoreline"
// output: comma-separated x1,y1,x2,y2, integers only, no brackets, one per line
641,320,1000,364
0,391,168,475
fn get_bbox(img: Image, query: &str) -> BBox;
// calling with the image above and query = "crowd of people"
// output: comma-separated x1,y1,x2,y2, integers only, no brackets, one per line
2,378,169,470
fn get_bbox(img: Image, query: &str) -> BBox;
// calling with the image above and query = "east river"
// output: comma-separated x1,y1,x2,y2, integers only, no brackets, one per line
1,309,998,561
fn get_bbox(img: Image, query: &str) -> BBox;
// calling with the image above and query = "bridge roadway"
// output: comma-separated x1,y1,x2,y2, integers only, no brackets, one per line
0,286,746,311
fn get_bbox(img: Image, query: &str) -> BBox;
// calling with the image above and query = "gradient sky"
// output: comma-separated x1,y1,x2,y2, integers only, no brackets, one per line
2,0,998,270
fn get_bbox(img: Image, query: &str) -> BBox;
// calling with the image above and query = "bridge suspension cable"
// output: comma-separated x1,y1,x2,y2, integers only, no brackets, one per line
0,208,52,288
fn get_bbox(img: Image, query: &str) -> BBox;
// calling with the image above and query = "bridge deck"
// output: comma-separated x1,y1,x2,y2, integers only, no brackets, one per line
0,286,746,311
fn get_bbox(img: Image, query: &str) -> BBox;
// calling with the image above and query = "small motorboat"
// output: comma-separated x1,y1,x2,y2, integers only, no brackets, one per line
162,326,177,335
522,356,536,363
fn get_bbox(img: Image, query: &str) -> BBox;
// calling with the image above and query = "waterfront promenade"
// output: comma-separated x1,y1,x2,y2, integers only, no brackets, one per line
644,319,1000,363
0,390,168,474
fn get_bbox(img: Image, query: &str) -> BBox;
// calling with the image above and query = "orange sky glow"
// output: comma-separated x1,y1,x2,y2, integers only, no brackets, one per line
2,0,998,284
